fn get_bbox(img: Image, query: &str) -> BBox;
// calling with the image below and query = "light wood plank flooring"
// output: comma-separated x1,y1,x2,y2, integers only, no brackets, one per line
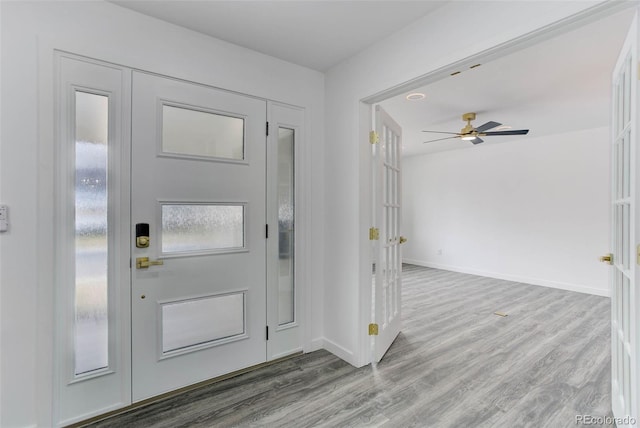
87,265,611,427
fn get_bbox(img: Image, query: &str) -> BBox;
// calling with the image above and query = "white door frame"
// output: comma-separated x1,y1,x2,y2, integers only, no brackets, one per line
357,2,637,366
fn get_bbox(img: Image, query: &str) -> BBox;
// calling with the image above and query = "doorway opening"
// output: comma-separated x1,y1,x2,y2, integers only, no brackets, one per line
362,5,637,425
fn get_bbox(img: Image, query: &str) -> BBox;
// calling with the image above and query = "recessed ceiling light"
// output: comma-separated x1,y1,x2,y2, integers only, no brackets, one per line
494,125,512,131
406,92,425,101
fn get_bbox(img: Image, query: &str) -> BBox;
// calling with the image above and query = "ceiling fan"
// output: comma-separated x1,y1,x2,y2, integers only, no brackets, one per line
422,112,529,145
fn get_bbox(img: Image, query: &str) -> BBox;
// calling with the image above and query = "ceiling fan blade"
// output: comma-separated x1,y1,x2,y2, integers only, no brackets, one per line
423,136,460,144
475,121,501,132
470,137,484,145
421,130,461,135
481,129,529,136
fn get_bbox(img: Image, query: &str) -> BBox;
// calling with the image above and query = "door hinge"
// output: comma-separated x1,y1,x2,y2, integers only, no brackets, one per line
266,326,269,341
266,121,269,136
368,323,379,336
369,131,379,144
369,227,379,240
265,224,269,239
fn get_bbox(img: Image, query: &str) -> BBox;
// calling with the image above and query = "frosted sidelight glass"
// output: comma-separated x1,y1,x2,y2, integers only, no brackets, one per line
162,204,244,253
162,104,244,160
74,91,109,375
162,293,245,353
278,128,295,325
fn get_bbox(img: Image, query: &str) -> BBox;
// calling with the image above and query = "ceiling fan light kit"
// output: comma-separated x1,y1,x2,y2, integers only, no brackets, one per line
422,112,529,145
406,92,426,100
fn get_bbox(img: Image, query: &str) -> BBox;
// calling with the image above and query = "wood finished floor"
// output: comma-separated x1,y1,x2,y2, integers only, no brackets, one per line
88,265,611,428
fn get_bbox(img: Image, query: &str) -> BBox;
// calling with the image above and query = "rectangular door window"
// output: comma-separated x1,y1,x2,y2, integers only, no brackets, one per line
278,128,295,325
161,203,245,254
162,104,244,160
74,91,109,375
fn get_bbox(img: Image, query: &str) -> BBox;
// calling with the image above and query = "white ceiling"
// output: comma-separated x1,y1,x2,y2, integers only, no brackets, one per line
380,8,636,157
111,0,447,71
111,1,633,159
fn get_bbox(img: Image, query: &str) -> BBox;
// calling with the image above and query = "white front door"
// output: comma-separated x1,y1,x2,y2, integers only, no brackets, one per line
610,11,639,427
372,105,403,363
130,72,267,401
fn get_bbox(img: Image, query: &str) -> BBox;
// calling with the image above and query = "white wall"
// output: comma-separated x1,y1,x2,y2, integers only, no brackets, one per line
0,2,324,426
403,127,610,296
323,0,611,368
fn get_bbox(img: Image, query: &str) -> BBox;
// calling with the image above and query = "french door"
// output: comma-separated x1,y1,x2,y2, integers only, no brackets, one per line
130,72,268,401
371,105,403,363
610,11,639,428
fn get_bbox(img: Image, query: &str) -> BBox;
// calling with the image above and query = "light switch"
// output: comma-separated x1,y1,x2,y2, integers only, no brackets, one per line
0,205,7,232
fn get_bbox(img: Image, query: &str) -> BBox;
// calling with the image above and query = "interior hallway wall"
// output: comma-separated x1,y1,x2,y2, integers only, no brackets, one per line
402,127,610,296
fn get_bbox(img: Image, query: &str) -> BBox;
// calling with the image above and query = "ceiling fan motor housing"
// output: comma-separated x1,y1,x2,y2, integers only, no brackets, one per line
462,112,476,122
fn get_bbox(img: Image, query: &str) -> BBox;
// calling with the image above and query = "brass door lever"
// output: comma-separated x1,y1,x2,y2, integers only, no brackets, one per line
136,257,164,269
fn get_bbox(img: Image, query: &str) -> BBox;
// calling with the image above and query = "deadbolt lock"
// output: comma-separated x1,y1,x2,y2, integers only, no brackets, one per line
136,223,150,248
136,257,164,269
599,253,613,265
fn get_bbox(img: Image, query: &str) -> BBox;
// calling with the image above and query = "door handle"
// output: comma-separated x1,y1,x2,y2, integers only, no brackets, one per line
599,253,613,265
136,257,164,269
399,236,408,244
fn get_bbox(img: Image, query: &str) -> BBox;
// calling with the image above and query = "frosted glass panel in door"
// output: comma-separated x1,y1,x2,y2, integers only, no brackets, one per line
161,204,244,253
74,91,109,375
278,128,295,325
162,104,244,160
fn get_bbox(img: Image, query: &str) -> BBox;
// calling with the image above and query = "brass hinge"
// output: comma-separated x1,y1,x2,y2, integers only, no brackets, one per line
369,227,379,240
369,131,379,144
368,323,379,335
599,253,613,265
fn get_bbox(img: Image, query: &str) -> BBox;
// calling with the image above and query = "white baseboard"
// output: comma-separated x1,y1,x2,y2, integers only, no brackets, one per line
403,258,610,297
320,337,359,367
307,337,324,353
